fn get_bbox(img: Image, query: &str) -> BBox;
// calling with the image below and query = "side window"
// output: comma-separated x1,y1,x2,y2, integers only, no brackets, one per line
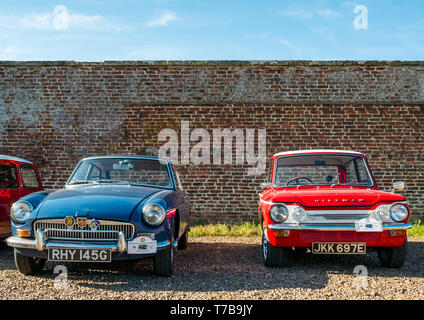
345,158,371,185
0,163,19,189
20,164,41,189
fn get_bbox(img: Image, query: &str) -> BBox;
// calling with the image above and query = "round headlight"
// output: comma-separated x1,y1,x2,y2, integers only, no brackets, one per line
292,206,308,222
10,201,33,223
375,205,391,222
142,203,166,226
390,204,409,222
270,204,289,223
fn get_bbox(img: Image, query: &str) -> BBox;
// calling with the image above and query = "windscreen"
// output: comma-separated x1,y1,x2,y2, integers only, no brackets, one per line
274,154,373,187
68,158,172,187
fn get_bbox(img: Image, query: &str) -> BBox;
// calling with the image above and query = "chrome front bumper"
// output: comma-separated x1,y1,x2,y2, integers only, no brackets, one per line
267,223,413,232
6,228,171,253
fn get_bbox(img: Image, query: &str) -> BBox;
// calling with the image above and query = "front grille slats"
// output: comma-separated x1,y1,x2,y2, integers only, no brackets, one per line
305,210,371,223
34,219,134,242
308,213,369,221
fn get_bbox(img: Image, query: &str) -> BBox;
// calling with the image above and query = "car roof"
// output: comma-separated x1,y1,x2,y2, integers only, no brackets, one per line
0,155,34,164
80,155,170,164
273,149,365,158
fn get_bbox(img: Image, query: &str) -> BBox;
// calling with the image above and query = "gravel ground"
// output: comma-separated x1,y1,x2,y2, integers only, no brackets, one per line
0,237,423,300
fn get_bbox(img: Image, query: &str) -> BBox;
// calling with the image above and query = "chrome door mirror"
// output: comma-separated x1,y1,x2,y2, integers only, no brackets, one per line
261,182,272,189
392,181,405,192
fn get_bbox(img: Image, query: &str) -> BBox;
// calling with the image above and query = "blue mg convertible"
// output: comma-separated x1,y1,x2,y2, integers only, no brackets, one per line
6,155,191,277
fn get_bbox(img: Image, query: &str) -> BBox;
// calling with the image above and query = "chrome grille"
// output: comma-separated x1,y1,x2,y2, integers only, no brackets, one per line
307,211,370,222
34,219,134,241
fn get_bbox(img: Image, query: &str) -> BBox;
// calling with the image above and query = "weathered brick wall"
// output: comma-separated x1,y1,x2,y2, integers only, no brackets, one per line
0,61,423,221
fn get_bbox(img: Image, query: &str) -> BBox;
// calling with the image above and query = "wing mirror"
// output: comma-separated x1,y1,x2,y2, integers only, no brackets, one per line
261,182,272,189
392,181,405,192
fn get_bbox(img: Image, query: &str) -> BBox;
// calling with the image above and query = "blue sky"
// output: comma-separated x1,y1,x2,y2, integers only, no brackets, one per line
0,0,423,61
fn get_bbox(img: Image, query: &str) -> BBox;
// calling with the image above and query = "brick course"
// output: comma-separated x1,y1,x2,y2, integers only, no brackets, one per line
0,61,423,221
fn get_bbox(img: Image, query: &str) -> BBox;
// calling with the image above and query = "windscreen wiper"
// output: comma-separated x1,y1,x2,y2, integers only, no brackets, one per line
67,180,98,185
96,179,131,185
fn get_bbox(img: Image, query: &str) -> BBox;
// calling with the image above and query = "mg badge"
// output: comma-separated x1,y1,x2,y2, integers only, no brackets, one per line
88,219,100,231
77,217,88,228
64,216,75,228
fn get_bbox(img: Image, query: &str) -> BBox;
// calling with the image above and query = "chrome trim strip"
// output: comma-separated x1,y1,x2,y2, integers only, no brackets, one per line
44,242,124,252
268,223,413,232
259,198,277,206
6,236,38,249
6,236,171,253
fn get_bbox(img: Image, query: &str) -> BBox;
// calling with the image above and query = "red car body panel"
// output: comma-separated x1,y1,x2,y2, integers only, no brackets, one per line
259,150,411,249
0,156,43,239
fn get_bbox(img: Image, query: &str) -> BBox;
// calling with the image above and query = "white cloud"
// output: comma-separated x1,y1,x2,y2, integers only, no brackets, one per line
342,1,358,7
281,9,314,19
145,11,177,27
276,38,298,50
281,8,341,19
129,45,186,60
276,38,304,58
311,27,335,41
0,46,20,60
0,5,126,32
316,9,341,18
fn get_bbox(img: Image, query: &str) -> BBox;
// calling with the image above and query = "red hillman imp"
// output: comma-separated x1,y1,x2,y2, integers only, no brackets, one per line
259,150,412,268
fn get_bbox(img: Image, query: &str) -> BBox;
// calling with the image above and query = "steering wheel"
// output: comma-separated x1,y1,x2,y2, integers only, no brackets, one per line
286,176,313,186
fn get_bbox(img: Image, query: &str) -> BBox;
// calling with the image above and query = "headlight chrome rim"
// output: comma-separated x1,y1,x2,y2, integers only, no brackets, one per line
390,203,409,222
142,203,166,226
375,205,391,222
292,206,308,222
269,204,289,223
10,201,33,223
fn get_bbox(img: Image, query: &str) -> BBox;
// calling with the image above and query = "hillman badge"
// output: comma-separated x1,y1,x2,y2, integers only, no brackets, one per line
64,216,75,228
88,218,100,231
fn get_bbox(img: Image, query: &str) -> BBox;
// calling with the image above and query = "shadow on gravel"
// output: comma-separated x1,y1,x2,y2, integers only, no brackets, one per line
16,239,420,293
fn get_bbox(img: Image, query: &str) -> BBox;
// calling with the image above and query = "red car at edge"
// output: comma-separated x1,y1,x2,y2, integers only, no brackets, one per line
259,149,412,268
0,155,43,239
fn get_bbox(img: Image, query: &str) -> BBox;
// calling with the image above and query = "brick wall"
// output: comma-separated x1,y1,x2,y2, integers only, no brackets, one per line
0,61,423,221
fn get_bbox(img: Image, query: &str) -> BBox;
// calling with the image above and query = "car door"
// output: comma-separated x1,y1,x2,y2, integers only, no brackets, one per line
0,161,22,237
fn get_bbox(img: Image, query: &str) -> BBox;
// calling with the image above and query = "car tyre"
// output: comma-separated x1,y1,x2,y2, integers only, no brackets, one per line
14,250,46,275
177,229,189,250
377,237,408,268
154,225,175,277
262,229,291,267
